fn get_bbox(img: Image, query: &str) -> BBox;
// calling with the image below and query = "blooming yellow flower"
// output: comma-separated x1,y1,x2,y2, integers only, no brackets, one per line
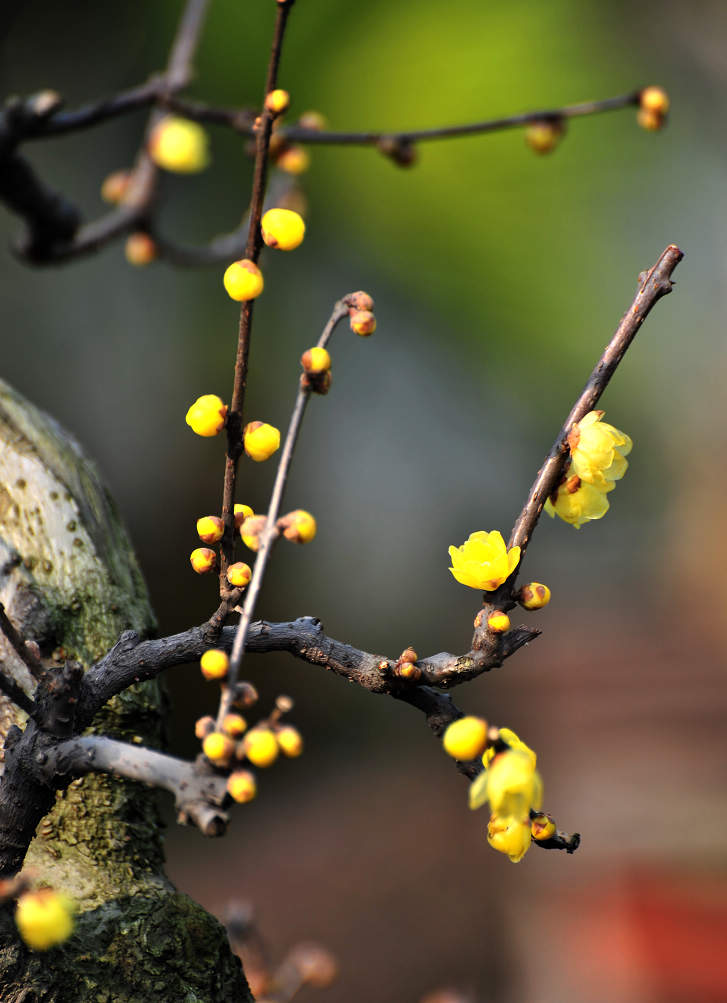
15,888,75,950
186,394,228,437
487,814,532,863
448,530,520,591
149,116,209,173
544,474,610,529
486,749,542,817
568,410,632,490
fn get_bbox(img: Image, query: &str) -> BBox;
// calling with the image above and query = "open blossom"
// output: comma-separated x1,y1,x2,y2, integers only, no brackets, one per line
448,530,520,591
568,410,632,490
544,474,610,528
487,814,532,863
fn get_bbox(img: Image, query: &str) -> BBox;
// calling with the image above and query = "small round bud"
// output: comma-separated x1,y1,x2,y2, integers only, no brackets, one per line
15,889,75,951
288,943,338,989
244,728,279,767
378,660,390,672
234,503,254,528
203,731,235,763
227,769,257,803
400,647,418,664
149,116,209,173
196,515,224,544
125,232,157,266
200,648,229,680
531,812,557,841
347,291,375,312
397,661,422,681
298,110,327,131
637,108,665,132
231,681,259,708
186,394,228,437
101,169,131,204
243,421,281,462
519,582,551,610
261,208,305,251
301,347,331,374
240,514,267,552
223,259,264,301
276,145,310,174
487,611,510,633
227,562,252,588
222,713,248,737
525,119,563,154
301,370,332,396
276,724,303,757
349,310,376,336
377,136,417,167
442,716,489,761
190,548,217,574
640,86,669,115
473,610,485,629
279,509,316,544
194,715,215,739
265,88,290,115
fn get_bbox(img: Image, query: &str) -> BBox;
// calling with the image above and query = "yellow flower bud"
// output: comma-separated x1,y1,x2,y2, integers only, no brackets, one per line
223,259,264,302
185,394,228,437
261,208,305,251
200,648,229,681
222,713,248,737
487,611,510,633
234,503,254,528
349,310,376,336
265,88,290,115
298,110,327,131
531,812,557,841
448,530,520,591
190,548,217,574
244,728,279,767
203,731,235,763
101,169,131,204
125,232,157,266
400,647,418,663
525,119,563,154
15,888,75,950
196,515,224,544
240,514,267,551
301,347,331,374
347,291,375,312
227,769,257,803
149,116,209,173
194,715,215,739
280,509,317,544
637,108,665,132
277,724,303,757
519,582,551,610
288,943,338,989
397,661,422,681
227,562,252,588
442,716,489,761
243,421,280,462
487,814,532,863
640,86,669,115
276,145,310,174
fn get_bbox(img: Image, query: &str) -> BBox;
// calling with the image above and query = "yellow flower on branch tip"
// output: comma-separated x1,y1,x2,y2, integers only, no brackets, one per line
186,394,228,437
487,814,532,863
15,889,75,950
223,259,264,302
448,531,520,591
261,208,305,250
243,422,280,462
568,410,632,490
544,472,610,529
443,716,488,761
149,116,209,173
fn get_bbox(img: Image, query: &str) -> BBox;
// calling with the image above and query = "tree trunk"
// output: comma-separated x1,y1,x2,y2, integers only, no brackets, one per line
0,379,252,1002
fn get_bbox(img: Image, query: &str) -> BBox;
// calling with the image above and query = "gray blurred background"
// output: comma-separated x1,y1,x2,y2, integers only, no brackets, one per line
2,1,727,1000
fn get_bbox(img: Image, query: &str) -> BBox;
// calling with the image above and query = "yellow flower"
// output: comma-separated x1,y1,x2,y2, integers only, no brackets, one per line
448,530,520,591
443,716,488,761
544,473,610,529
243,421,280,462
15,888,75,950
223,259,264,302
497,727,537,767
149,116,209,173
487,814,532,863
568,410,632,490
261,208,305,251
486,749,542,818
186,394,228,437
640,86,669,115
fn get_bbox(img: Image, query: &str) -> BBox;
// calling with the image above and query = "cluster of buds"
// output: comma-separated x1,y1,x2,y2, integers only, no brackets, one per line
190,509,254,588
265,99,323,175
345,290,376,338
525,117,565,154
462,725,544,863
394,646,421,682
545,410,632,528
448,530,520,591
637,86,669,132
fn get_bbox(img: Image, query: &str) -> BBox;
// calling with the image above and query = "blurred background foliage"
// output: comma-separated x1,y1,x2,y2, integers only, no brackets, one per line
2,1,727,1000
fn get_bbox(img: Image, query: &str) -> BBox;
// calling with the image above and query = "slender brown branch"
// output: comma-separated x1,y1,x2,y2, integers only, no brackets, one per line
508,243,684,560
21,79,162,139
0,663,36,718
0,602,42,679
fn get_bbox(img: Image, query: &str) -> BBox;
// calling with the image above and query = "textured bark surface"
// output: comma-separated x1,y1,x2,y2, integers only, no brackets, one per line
0,379,252,1001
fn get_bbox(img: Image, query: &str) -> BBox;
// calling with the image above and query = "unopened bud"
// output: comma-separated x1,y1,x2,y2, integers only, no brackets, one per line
639,86,669,116
487,611,510,633
525,119,564,154
377,136,417,167
278,509,316,544
222,713,248,737
101,169,132,204
276,145,310,174
202,731,235,764
519,582,551,610
301,346,331,374
298,110,327,131
349,310,376,336
397,661,422,681
231,681,259,708
194,715,216,739
197,515,224,544
125,232,156,266
399,647,418,664
190,548,217,574
288,943,338,989
531,812,557,841
240,514,268,552
234,503,254,528
227,562,252,588
347,291,375,312
265,88,290,115
227,769,257,803
277,724,303,757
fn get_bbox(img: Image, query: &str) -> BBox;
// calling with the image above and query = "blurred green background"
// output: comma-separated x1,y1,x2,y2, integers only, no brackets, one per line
2,1,727,1000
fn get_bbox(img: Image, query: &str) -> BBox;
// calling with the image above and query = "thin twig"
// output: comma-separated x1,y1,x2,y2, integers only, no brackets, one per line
0,664,36,718
0,603,43,679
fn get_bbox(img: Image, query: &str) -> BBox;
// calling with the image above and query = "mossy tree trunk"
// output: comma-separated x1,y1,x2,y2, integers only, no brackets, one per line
0,379,252,1002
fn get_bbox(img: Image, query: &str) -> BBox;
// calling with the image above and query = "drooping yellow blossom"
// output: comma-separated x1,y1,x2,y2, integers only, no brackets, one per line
487,814,532,863
15,888,75,950
243,421,280,462
568,410,632,490
486,750,542,817
443,716,489,761
149,116,209,173
223,259,264,301
186,394,228,437
544,474,610,529
261,208,305,251
448,531,520,591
